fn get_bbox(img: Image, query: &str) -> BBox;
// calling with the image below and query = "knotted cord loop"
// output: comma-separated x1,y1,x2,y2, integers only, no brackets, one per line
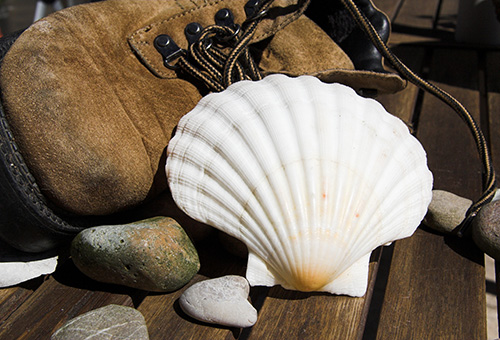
176,1,274,92
339,0,497,236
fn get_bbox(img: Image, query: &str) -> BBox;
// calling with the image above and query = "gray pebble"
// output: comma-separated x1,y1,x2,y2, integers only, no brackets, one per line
179,275,257,328
424,190,472,233
472,200,500,260
71,217,199,292
51,304,148,340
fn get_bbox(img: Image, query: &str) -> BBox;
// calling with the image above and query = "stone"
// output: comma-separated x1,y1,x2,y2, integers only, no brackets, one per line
0,256,58,288
51,304,148,340
179,275,258,328
423,190,472,234
0,238,58,287
472,200,500,260
71,217,200,292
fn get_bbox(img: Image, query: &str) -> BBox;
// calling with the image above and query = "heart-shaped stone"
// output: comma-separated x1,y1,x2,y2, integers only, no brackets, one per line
179,275,258,328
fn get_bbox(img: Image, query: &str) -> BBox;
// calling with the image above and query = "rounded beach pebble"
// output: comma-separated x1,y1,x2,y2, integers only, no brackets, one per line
424,190,472,233
179,275,258,328
71,216,200,292
472,200,500,260
51,304,148,340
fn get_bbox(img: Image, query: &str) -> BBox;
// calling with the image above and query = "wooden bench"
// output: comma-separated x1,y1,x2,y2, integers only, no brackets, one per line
0,0,497,338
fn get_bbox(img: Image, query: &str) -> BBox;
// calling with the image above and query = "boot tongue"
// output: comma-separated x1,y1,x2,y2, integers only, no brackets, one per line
128,0,308,79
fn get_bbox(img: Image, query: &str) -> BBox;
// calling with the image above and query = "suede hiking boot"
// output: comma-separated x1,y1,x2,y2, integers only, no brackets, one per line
0,0,404,252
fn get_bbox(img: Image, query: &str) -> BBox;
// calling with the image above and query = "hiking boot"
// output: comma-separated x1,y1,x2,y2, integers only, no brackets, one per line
0,0,404,252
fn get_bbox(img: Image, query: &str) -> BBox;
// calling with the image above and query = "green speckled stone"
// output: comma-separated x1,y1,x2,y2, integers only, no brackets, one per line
71,217,200,292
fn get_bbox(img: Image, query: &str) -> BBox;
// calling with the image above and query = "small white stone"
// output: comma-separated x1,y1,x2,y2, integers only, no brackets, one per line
0,238,59,287
0,256,58,288
179,275,258,328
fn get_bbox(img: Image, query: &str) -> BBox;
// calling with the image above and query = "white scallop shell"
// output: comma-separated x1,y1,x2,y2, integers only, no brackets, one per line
166,74,433,296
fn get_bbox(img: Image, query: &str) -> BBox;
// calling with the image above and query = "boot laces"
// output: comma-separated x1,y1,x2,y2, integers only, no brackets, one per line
177,0,274,92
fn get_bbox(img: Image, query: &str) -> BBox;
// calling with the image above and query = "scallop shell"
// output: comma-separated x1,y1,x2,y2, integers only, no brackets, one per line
166,74,433,296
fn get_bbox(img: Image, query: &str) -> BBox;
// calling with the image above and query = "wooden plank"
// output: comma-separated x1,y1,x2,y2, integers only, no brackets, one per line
246,249,382,340
0,260,142,339
486,51,500,335
377,229,485,339
376,48,487,339
0,285,35,324
381,0,456,45
375,0,405,21
377,45,427,127
415,48,483,197
486,51,500,175
433,0,460,33
387,0,438,43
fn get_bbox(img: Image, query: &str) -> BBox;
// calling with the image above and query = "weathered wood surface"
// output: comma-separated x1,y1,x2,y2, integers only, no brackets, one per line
0,0,496,339
487,50,500,336
0,260,143,339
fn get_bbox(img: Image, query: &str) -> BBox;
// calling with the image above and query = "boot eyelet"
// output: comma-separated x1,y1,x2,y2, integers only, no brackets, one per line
215,8,235,27
185,22,203,45
154,35,185,70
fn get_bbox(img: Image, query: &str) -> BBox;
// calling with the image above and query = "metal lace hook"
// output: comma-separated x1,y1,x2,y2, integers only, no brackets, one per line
154,35,185,70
